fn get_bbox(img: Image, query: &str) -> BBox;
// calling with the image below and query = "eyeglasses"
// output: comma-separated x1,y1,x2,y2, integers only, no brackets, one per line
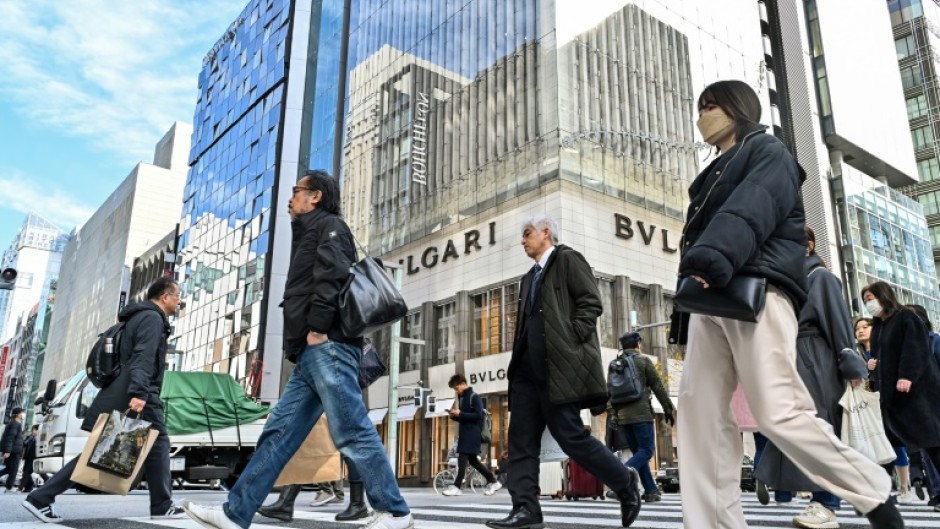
292,186,316,195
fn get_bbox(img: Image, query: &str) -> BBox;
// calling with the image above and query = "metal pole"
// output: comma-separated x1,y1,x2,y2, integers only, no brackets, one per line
386,267,403,475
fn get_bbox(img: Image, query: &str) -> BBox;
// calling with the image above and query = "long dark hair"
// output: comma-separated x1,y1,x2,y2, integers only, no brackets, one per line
861,281,905,319
697,80,762,145
303,170,342,216
909,304,934,332
804,226,828,269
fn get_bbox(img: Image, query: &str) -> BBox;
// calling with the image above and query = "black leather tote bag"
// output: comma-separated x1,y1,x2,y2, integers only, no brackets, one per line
338,240,408,337
673,275,767,323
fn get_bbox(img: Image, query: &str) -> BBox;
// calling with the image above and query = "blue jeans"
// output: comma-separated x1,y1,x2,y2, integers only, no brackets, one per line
223,341,409,528
621,421,657,494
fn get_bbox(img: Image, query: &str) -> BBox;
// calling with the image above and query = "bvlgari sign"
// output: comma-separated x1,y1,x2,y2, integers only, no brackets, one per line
614,213,678,254
398,222,496,275
411,92,430,186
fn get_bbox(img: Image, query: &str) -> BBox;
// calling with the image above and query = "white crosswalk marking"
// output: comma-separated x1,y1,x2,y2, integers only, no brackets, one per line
4,494,940,528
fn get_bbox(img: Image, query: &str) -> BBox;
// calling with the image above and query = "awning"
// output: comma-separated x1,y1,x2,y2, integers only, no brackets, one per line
368,408,388,425
652,396,679,414
424,398,455,418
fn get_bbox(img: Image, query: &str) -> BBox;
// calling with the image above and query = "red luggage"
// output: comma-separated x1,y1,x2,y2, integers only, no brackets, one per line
562,458,605,500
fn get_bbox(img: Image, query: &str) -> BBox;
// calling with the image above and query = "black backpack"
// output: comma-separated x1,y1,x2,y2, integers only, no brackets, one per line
85,322,126,388
608,351,645,404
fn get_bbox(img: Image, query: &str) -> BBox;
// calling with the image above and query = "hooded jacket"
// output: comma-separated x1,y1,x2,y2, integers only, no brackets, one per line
670,127,808,344
81,301,170,433
281,208,361,362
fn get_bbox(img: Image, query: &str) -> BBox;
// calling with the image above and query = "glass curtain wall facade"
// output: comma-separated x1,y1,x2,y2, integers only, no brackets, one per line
175,0,290,390
835,164,940,317
890,0,940,276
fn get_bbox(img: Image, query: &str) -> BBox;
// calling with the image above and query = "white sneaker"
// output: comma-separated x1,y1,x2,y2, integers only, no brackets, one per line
310,491,337,506
896,491,915,505
22,499,63,523
792,501,839,529
484,481,503,496
181,500,242,529
442,485,462,496
363,511,415,529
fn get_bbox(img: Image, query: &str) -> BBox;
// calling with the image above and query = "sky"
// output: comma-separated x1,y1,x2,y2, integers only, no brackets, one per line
0,0,246,251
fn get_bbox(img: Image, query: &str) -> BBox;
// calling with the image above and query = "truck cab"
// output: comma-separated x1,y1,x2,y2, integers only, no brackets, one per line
33,371,269,488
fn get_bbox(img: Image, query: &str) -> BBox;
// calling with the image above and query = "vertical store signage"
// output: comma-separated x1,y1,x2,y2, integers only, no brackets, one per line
0,345,8,392
412,91,430,186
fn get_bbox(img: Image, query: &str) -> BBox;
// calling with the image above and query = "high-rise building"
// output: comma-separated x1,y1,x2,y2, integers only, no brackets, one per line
761,0,940,319
0,213,67,343
41,123,190,388
889,1,940,282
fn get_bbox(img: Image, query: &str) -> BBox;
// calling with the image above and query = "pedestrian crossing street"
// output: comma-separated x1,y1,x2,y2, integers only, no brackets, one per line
5,495,940,528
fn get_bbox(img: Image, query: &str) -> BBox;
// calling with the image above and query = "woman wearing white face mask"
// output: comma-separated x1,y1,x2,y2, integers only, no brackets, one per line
862,281,940,507
672,80,901,529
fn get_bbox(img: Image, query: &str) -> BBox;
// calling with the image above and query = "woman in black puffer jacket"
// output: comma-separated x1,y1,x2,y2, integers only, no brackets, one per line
673,80,900,529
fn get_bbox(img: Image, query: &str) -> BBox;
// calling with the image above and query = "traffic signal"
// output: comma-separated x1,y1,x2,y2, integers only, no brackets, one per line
427,396,437,413
0,268,16,290
413,387,423,407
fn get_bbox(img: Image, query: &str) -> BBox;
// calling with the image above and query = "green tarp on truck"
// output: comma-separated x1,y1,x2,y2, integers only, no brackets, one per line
161,371,271,436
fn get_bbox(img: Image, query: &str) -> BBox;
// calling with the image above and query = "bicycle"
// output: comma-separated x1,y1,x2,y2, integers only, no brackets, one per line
433,457,489,494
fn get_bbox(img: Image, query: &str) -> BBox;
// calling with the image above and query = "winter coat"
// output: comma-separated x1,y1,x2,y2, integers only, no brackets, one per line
607,350,674,425
81,301,170,433
669,126,807,345
507,244,607,409
870,309,940,449
754,255,868,490
22,434,36,465
0,420,23,455
450,387,485,454
281,208,362,363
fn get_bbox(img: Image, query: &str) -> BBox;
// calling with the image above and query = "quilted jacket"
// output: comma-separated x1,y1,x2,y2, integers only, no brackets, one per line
508,244,608,409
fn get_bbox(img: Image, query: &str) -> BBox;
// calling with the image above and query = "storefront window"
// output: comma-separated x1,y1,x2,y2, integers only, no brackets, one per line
397,420,419,478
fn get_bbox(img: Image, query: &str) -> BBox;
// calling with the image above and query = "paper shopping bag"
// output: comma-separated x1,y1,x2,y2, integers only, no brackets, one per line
71,411,159,494
731,384,759,432
839,385,896,465
275,417,342,486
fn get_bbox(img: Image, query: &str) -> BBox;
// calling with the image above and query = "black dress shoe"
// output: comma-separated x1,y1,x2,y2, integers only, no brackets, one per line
618,467,642,527
866,501,905,529
484,506,544,529
929,495,940,507
642,492,661,503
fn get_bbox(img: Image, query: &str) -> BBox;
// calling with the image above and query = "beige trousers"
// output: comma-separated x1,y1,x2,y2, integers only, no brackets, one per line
677,287,891,528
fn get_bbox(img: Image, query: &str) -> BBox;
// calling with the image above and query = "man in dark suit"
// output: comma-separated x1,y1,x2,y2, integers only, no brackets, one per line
485,215,642,529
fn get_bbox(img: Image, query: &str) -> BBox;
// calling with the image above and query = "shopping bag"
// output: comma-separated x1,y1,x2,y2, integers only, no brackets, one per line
539,428,567,462
275,416,342,486
731,383,759,432
71,411,158,494
839,385,896,465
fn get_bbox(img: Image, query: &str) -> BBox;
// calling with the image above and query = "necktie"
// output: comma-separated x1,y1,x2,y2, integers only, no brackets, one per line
527,264,542,309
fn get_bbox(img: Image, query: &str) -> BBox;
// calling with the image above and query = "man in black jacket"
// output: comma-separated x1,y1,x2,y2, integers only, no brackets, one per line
23,278,185,523
0,406,25,492
183,171,412,529
20,425,38,493
486,215,642,529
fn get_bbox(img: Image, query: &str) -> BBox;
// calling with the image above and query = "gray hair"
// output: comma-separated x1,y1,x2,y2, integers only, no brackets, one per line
521,214,559,244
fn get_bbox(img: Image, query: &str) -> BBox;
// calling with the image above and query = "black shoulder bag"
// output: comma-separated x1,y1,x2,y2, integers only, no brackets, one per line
338,236,409,337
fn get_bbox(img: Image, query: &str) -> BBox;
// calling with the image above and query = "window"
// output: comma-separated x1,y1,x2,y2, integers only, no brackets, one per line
896,35,917,60
912,125,934,150
918,158,940,182
907,94,929,120
434,302,456,366
901,65,924,89
472,283,519,357
919,191,940,216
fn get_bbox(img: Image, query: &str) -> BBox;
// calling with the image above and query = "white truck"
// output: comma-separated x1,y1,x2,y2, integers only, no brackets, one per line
33,370,268,489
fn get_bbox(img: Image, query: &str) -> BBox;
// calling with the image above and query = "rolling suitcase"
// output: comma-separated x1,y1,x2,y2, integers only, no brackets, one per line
562,458,605,500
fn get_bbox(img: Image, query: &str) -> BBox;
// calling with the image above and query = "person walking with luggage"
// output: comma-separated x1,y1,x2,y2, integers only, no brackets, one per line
22,277,186,522
606,332,674,503
20,425,38,493
182,171,412,529
485,215,642,529
754,226,868,528
863,281,940,513
0,407,25,492
670,79,902,529
442,373,502,497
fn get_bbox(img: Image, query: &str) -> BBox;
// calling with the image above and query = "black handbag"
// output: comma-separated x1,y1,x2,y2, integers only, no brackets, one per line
338,240,408,337
673,275,767,323
358,338,387,389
